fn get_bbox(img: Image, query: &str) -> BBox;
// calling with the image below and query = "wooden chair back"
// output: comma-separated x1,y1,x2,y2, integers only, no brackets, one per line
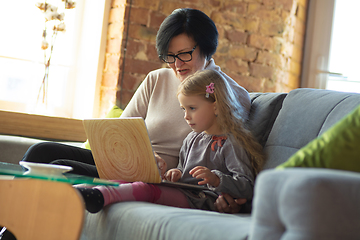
0,178,84,240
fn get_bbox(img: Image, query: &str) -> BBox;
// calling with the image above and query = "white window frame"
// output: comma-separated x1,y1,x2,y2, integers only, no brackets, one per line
301,0,336,89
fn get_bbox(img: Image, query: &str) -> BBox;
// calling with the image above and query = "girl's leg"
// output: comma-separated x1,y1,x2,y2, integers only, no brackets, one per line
98,182,190,208
77,182,190,213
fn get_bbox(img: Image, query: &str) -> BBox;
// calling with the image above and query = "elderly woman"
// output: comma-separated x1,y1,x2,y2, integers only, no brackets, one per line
22,8,251,213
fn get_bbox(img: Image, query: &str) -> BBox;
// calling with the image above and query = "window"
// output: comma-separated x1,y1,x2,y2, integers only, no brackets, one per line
302,0,360,93
0,0,110,119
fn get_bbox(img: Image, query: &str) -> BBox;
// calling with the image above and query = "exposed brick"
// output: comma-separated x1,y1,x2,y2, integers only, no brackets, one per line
294,17,306,35
232,74,265,93
159,2,196,16
248,5,283,22
118,72,144,91
262,79,277,92
213,54,226,67
109,7,125,23
288,58,301,76
250,62,276,79
209,0,221,8
284,26,295,43
245,18,260,32
99,0,309,115
131,0,159,11
296,4,307,22
247,2,262,14
224,58,249,74
102,72,119,87
104,54,121,72
146,43,160,62
280,41,293,57
124,58,162,75
263,0,295,12
126,39,145,58
215,24,226,41
149,11,166,29
230,46,258,62
294,31,305,47
287,72,301,89
112,0,125,8
222,1,247,14
106,38,122,54
214,14,260,33
128,24,157,43
211,11,247,30
297,0,309,8
259,21,286,36
108,22,124,39
225,29,248,44
248,34,283,53
129,7,149,26
273,70,288,85
291,45,303,63
214,44,230,56
256,51,286,68
281,10,292,24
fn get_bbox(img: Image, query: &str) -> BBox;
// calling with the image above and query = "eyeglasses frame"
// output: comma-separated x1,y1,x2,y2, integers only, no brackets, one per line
159,45,197,64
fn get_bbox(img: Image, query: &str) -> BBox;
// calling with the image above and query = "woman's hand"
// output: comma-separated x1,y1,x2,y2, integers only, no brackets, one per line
214,193,247,213
189,166,220,187
164,169,182,182
154,152,167,179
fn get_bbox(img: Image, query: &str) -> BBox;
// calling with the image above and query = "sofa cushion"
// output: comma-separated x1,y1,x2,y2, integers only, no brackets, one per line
248,92,287,147
249,168,360,240
263,88,360,169
277,104,360,171
81,202,252,240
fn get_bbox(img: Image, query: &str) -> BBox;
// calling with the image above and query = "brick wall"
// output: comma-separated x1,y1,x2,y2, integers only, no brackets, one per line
98,0,308,116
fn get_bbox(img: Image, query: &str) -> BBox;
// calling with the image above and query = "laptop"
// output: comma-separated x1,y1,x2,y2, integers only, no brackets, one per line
82,117,207,190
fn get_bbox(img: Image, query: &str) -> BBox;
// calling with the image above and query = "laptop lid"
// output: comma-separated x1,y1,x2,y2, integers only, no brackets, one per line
82,117,162,183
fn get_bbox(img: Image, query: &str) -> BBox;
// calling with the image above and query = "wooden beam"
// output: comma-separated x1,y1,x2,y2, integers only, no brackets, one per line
0,110,86,142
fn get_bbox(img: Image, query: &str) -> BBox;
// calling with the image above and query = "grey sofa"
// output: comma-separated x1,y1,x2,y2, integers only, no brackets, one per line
2,88,360,240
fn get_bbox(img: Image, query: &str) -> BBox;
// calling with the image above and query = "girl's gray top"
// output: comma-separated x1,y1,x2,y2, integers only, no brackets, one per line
178,131,255,200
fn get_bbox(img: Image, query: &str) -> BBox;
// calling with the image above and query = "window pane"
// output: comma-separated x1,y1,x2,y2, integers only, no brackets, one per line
0,0,78,117
327,0,360,92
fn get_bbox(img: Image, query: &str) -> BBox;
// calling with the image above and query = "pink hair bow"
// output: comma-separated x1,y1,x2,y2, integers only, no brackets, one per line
205,83,215,98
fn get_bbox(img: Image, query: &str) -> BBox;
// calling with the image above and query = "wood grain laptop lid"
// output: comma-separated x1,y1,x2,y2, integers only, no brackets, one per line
82,117,162,183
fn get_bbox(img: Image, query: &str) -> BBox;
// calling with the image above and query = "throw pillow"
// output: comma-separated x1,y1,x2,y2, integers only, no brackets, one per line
82,105,123,150
276,104,360,172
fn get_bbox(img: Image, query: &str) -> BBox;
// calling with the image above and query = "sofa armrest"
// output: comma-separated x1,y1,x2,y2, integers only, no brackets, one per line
249,168,360,240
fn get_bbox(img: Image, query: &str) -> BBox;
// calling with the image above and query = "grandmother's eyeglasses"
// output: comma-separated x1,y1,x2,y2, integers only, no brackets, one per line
159,45,197,64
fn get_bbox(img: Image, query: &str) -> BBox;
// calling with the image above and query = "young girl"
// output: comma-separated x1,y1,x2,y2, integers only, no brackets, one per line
77,69,264,213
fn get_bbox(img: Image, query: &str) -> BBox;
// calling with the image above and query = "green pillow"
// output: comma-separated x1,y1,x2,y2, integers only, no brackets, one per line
82,105,123,150
276,104,360,172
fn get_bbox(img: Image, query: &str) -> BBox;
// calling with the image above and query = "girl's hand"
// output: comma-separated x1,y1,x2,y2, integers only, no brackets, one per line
154,152,167,179
189,166,220,187
164,169,182,182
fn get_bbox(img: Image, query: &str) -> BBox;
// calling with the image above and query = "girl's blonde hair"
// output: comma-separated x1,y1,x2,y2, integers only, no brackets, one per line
177,69,265,175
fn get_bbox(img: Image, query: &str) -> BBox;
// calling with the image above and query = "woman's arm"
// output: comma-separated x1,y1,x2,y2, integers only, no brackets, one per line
120,72,154,118
214,193,247,213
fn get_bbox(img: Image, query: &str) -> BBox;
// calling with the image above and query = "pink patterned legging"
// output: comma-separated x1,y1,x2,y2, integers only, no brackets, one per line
95,181,190,208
